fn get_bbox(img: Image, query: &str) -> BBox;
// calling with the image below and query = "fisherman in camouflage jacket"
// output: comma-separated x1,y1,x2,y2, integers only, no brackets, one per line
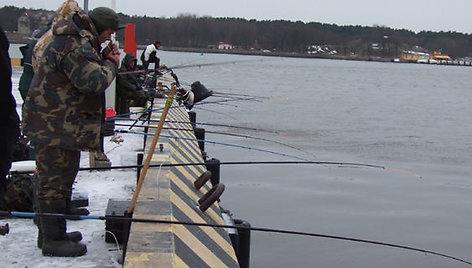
22,5,125,257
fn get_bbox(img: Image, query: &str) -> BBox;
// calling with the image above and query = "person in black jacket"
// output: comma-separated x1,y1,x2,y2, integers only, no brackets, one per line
116,53,147,114
18,23,51,101
0,26,20,203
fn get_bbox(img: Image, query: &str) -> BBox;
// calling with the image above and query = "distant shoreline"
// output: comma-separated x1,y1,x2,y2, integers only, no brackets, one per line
158,46,472,67
147,45,391,63
7,31,470,67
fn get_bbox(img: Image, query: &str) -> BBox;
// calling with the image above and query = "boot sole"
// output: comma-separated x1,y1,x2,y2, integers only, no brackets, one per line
42,247,87,257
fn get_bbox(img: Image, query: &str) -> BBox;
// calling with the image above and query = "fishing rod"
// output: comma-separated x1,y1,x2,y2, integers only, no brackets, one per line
8,160,420,178
192,97,263,106
114,123,317,159
170,58,265,70
1,211,467,266
116,129,310,161
105,96,261,121
207,94,263,103
114,118,292,136
171,79,268,101
117,58,264,76
72,161,421,178
211,91,268,100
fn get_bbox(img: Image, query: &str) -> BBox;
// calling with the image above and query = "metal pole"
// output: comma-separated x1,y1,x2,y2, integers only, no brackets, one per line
83,0,89,12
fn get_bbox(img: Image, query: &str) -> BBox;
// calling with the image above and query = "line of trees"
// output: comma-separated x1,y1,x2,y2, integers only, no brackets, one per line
123,14,472,58
2,5,472,58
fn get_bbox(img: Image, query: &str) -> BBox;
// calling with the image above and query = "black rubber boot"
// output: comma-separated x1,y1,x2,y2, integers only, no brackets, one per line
39,201,87,257
42,239,87,257
36,212,84,248
40,216,87,257
37,225,83,248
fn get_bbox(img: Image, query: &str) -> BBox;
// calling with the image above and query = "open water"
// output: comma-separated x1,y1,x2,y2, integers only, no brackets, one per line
162,51,472,268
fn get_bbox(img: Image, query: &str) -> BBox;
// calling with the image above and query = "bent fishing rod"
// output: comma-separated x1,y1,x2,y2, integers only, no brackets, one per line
113,117,290,136
1,211,468,266
211,91,269,100
73,161,421,178
105,96,261,120
117,58,265,76
114,123,318,159
204,94,263,103
116,129,310,161
8,160,420,178
165,78,269,100
170,58,265,70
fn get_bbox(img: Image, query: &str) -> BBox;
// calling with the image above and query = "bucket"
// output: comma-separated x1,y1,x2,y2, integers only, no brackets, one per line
104,107,116,136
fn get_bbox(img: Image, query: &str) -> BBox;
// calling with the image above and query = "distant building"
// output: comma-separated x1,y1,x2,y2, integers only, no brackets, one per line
17,13,31,34
307,45,337,55
431,51,451,61
399,51,430,62
17,11,54,35
399,50,452,63
217,42,234,50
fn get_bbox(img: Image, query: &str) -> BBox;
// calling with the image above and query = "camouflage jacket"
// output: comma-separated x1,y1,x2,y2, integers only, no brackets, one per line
22,10,117,151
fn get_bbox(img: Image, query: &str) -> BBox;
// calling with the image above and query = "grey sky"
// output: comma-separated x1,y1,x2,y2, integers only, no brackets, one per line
1,0,471,34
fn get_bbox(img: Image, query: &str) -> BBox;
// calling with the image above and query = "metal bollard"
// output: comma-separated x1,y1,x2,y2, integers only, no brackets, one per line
205,158,220,186
188,111,196,129
194,127,205,153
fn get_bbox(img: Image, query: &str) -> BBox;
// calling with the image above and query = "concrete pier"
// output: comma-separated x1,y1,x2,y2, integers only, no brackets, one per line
123,72,239,267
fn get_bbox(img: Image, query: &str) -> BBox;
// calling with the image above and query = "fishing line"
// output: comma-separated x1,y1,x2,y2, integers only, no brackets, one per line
204,130,316,159
114,123,317,159
1,211,467,265
116,129,309,161
211,91,268,100
195,97,262,106
191,106,241,120
208,94,263,103
198,101,240,108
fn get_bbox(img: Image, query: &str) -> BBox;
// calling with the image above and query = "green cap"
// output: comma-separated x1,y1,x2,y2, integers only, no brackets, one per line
89,7,126,34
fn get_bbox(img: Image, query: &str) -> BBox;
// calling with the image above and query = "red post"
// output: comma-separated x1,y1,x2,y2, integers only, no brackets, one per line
124,23,137,57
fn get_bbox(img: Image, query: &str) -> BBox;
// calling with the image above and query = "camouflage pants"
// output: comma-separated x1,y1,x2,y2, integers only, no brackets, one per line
35,145,80,210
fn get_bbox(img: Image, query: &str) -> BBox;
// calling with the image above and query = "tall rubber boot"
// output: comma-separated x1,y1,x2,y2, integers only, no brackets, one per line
36,184,83,248
39,201,87,257
36,217,83,249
